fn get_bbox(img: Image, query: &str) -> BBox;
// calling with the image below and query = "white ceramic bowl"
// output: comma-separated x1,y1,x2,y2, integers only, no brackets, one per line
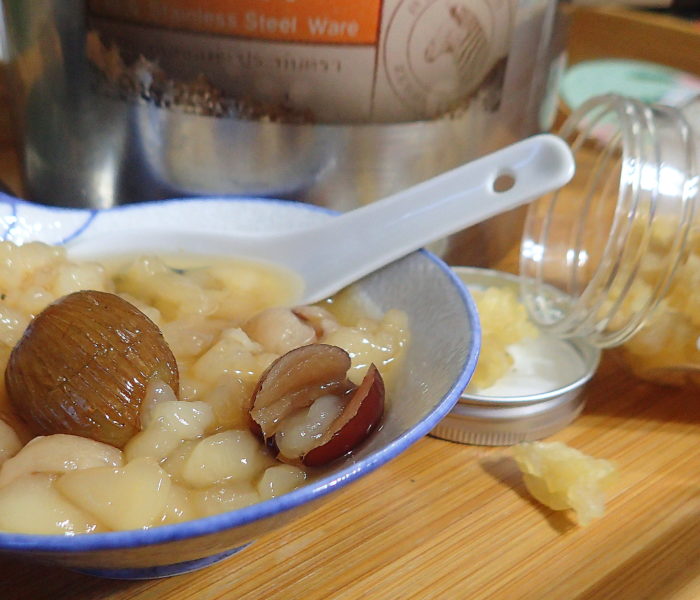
0,194,480,579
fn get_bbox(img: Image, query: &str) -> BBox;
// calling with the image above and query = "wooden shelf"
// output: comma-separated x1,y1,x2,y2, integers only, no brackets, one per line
566,6,700,74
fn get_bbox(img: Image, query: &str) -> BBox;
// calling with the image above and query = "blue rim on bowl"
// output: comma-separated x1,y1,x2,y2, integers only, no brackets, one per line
0,193,480,578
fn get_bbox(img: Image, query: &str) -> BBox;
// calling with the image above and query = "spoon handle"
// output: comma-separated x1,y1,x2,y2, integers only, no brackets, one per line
297,134,574,303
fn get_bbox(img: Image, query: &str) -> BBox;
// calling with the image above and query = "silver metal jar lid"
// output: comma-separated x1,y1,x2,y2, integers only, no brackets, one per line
431,267,601,446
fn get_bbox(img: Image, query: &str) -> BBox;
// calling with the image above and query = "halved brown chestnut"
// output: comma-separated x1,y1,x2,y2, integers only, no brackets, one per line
5,290,179,448
246,344,385,466
303,364,384,467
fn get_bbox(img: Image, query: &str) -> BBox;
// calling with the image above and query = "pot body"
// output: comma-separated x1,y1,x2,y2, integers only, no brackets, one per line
1,0,564,263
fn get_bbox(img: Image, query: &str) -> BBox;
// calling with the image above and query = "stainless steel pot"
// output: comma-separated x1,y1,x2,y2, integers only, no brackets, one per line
1,0,565,264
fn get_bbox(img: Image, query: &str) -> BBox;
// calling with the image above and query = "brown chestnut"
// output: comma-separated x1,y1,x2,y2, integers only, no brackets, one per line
247,344,384,466
4,290,179,448
303,364,384,467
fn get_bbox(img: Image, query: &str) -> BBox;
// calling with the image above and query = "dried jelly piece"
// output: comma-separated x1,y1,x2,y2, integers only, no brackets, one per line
513,441,617,526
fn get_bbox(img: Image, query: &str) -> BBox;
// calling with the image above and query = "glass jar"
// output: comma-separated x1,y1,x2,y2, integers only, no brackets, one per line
520,94,700,386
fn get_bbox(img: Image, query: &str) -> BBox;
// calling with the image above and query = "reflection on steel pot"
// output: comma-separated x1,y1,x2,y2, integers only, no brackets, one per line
1,0,565,264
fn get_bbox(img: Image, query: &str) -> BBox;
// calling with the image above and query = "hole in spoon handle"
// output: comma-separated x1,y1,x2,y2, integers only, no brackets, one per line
493,171,516,193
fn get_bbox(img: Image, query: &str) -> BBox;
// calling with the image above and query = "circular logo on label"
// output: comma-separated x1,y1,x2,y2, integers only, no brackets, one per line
383,0,501,117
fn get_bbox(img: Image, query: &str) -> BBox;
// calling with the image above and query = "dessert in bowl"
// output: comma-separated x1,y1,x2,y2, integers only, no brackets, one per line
0,194,479,578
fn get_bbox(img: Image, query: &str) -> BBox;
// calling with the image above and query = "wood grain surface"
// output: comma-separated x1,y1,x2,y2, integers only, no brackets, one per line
0,6,699,600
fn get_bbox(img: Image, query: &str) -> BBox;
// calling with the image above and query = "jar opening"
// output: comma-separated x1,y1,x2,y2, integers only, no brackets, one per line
520,94,697,348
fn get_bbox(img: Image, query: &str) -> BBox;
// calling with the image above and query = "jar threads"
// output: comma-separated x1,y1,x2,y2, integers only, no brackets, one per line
520,94,700,385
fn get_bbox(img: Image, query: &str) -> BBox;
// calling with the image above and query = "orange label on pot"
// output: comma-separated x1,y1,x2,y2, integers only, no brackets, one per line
88,0,381,44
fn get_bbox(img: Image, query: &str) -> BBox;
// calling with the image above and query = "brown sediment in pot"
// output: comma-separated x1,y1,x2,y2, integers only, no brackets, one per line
85,30,315,123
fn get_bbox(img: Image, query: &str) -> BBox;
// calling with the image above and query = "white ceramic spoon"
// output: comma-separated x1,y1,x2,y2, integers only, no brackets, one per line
58,133,573,304
253,133,574,303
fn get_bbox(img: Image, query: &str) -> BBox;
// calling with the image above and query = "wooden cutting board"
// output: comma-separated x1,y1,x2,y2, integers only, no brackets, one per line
0,354,698,600
0,6,699,600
